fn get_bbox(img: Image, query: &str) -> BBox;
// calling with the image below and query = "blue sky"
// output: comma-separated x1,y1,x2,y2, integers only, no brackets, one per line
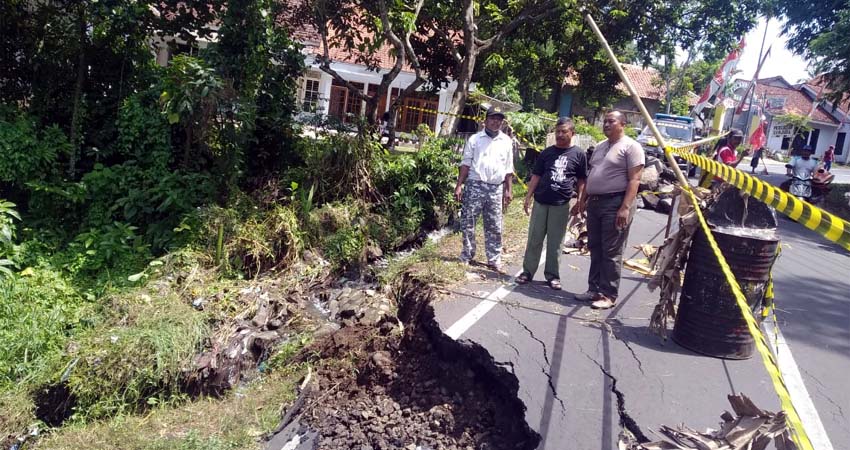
734,16,811,84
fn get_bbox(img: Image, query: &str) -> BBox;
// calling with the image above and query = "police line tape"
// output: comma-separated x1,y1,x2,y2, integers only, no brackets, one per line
669,147,850,251
585,13,817,447
660,137,815,448
403,105,482,122
402,105,547,153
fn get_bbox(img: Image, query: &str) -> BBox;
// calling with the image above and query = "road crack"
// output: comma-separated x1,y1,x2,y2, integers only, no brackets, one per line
584,319,645,375
578,346,650,443
503,305,566,414
801,368,846,421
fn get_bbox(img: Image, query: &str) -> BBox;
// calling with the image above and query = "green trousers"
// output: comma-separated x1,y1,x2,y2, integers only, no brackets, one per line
521,200,571,281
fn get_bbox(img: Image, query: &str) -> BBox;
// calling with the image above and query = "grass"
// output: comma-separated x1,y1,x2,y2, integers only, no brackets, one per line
377,181,531,290
33,366,306,450
58,290,210,420
823,184,850,222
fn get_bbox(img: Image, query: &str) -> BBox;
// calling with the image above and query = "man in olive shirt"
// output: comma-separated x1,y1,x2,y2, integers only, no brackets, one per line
575,111,644,309
516,117,587,289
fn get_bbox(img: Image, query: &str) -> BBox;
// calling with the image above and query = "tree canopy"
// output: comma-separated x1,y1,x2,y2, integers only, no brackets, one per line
775,0,850,105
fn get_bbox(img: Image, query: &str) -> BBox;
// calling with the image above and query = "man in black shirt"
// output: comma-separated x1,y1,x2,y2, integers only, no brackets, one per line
516,117,588,290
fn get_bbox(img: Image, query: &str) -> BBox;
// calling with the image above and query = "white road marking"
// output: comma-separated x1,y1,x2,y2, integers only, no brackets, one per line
762,320,835,450
445,251,547,340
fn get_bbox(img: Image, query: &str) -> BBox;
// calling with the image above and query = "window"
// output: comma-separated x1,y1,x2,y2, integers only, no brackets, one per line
302,79,320,112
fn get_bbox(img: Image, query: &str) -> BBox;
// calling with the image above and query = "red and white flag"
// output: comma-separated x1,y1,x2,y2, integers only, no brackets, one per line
692,38,746,116
749,120,767,149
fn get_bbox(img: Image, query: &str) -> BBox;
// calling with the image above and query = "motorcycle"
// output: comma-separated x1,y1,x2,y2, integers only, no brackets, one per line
780,165,834,205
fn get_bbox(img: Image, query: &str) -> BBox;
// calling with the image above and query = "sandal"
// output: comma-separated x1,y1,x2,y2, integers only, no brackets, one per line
548,279,562,290
591,295,616,309
515,273,531,284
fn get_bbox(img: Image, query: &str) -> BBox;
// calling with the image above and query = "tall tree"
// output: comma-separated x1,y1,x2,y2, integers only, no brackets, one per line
776,0,850,105
287,0,428,140
0,0,222,176
418,0,761,134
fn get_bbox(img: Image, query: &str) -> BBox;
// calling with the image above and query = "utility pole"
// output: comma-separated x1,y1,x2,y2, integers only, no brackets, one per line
743,17,771,139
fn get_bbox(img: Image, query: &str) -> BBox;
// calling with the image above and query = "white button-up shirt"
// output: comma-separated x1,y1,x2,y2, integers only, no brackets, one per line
461,130,515,184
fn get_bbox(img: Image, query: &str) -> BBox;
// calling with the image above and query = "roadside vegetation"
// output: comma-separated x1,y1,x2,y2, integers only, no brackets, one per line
0,2,462,446
824,184,850,222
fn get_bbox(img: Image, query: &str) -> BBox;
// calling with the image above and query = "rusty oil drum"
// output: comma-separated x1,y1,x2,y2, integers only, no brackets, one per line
672,228,779,359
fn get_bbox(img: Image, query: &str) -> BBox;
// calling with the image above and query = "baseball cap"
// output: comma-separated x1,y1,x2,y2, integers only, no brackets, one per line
485,106,505,119
729,128,744,138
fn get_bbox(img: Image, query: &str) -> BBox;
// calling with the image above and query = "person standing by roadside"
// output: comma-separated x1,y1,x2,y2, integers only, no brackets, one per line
824,145,835,172
750,146,763,174
575,111,644,309
455,106,514,272
515,117,587,290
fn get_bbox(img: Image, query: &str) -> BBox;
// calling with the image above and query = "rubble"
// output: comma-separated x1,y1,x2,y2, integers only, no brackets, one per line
619,394,799,450
267,276,541,450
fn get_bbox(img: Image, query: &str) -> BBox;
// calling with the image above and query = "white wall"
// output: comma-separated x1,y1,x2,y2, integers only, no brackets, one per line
300,58,457,132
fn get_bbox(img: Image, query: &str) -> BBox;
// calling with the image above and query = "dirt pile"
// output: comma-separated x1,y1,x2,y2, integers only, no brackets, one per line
270,276,540,450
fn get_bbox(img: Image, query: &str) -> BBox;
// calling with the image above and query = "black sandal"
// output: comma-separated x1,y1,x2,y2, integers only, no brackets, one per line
515,273,531,284
548,279,562,290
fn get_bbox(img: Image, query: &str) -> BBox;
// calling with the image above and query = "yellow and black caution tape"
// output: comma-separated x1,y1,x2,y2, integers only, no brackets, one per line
404,105,482,122
669,146,850,251
402,105,531,190
675,177,814,449
585,12,818,449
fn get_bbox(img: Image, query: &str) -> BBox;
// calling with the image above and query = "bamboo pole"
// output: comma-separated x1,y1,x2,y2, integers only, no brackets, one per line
583,14,691,192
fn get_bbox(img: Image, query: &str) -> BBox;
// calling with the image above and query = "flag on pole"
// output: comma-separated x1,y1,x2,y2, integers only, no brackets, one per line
736,45,773,114
692,38,746,117
749,119,767,150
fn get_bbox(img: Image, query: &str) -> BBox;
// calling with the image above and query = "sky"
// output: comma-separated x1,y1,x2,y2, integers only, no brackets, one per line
734,16,811,84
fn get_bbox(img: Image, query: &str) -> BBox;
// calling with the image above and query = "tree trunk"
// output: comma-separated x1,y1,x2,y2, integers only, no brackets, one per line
68,4,87,176
439,0,476,136
439,57,474,136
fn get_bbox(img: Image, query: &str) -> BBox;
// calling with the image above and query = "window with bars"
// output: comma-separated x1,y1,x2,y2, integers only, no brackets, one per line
302,79,321,112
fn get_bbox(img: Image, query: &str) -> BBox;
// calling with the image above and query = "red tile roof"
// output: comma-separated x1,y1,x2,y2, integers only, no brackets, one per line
282,3,413,73
565,64,697,106
803,75,850,114
755,83,838,124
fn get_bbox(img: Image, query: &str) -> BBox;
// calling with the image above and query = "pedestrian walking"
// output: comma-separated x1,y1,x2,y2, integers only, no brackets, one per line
824,145,835,172
454,106,515,272
574,111,644,309
750,146,763,174
515,117,588,290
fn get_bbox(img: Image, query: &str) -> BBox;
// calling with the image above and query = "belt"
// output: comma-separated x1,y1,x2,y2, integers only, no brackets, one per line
587,191,626,201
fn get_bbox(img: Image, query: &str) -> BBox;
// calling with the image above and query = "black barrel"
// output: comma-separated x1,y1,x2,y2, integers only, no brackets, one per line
672,228,779,359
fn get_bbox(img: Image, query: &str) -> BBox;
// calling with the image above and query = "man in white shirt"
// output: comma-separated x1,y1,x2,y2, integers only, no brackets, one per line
454,106,515,272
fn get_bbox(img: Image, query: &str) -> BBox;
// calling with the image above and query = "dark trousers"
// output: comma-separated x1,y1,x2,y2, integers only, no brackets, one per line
586,194,634,299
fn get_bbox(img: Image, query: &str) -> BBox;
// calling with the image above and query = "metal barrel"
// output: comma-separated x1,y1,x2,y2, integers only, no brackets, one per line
672,228,779,359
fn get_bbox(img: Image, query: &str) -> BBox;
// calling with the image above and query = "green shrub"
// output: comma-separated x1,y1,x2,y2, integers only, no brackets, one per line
59,222,151,276
0,267,94,389
194,202,303,277
574,116,605,142
506,110,556,149
301,131,382,203
323,225,365,269
824,184,850,222
0,111,68,188
374,137,459,247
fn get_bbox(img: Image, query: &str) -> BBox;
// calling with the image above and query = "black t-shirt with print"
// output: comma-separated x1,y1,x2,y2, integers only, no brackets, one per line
532,145,588,206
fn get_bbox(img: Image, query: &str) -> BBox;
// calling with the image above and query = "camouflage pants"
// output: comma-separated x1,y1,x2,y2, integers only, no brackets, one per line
460,179,504,265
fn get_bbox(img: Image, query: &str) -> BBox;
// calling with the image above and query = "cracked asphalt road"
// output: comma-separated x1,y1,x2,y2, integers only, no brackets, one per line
434,200,849,449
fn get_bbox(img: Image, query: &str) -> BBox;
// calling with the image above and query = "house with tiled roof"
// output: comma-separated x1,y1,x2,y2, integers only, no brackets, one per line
731,76,848,163
293,22,461,133
150,5,461,134
558,64,698,129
